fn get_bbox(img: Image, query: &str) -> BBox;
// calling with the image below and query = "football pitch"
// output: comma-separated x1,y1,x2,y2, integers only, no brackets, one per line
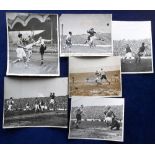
8,52,59,75
69,71,121,97
4,111,67,128
69,121,123,141
121,58,153,73
61,45,112,55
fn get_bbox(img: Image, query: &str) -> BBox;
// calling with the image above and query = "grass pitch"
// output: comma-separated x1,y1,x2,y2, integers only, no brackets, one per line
69,120,123,141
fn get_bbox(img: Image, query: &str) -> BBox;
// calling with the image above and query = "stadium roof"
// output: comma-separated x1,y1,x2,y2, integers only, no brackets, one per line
7,13,50,30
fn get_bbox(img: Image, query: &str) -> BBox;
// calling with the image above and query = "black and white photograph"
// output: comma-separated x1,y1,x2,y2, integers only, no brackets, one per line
60,14,112,56
69,56,122,97
69,97,124,142
3,77,68,128
6,12,59,76
113,21,154,74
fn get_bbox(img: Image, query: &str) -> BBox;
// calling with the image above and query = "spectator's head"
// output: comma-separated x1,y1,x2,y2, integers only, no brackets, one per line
10,97,13,100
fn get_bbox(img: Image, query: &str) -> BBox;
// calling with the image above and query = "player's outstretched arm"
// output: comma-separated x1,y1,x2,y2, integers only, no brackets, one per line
44,39,52,43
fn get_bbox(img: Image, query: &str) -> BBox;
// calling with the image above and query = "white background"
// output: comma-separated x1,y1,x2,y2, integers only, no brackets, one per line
0,0,154,153
0,145,154,155
113,21,152,40
0,0,154,10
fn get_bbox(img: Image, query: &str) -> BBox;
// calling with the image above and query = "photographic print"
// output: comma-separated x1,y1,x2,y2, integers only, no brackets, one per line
6,12,59,76
69,56,122,97
113,21,154,74
3,77,68,128
69,97,124,142
60,14,112,56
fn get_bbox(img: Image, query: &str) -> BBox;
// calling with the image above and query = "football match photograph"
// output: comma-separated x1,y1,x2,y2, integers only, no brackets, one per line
60,14,112,56
6,12,59,76
69,56,122,97
69,96,124,142
3,77,68,128
113,21,154,74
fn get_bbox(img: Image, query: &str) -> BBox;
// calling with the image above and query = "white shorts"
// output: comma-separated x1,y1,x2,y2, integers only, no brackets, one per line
35,104,40,110
16,48,26,59
50,99,54,104
90,36,96,42
105,117,112,124
96,76,100,81
26,106,30,109
41,105,45,109
124,52,134,59
8,105,12,111
44,106,48,110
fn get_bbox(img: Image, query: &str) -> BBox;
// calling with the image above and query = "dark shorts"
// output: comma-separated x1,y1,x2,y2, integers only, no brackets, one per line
111,118,120,130
76,114,82,121
138,52,143,57
40,45,46,55
66,40,71,46
101,75,107,80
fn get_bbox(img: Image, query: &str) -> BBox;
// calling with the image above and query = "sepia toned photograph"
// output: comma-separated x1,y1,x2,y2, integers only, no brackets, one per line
6,12,59,76
60,14,112,56
69,96,124,142
69,56,122,97
113,21,154,74
3,77,68,128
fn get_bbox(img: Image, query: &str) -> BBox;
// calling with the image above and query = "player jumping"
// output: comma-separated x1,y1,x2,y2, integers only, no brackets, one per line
104,106,120,130
49,92,56,111
95,68,110,84
34,98,40,112
84,28,96,48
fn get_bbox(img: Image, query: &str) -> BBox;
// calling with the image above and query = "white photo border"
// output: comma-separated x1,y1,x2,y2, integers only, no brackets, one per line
6,12,60,77
112,20,154,74
60,14,113,57
68,56,122,98
3,77,68,128
68,96,125,142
